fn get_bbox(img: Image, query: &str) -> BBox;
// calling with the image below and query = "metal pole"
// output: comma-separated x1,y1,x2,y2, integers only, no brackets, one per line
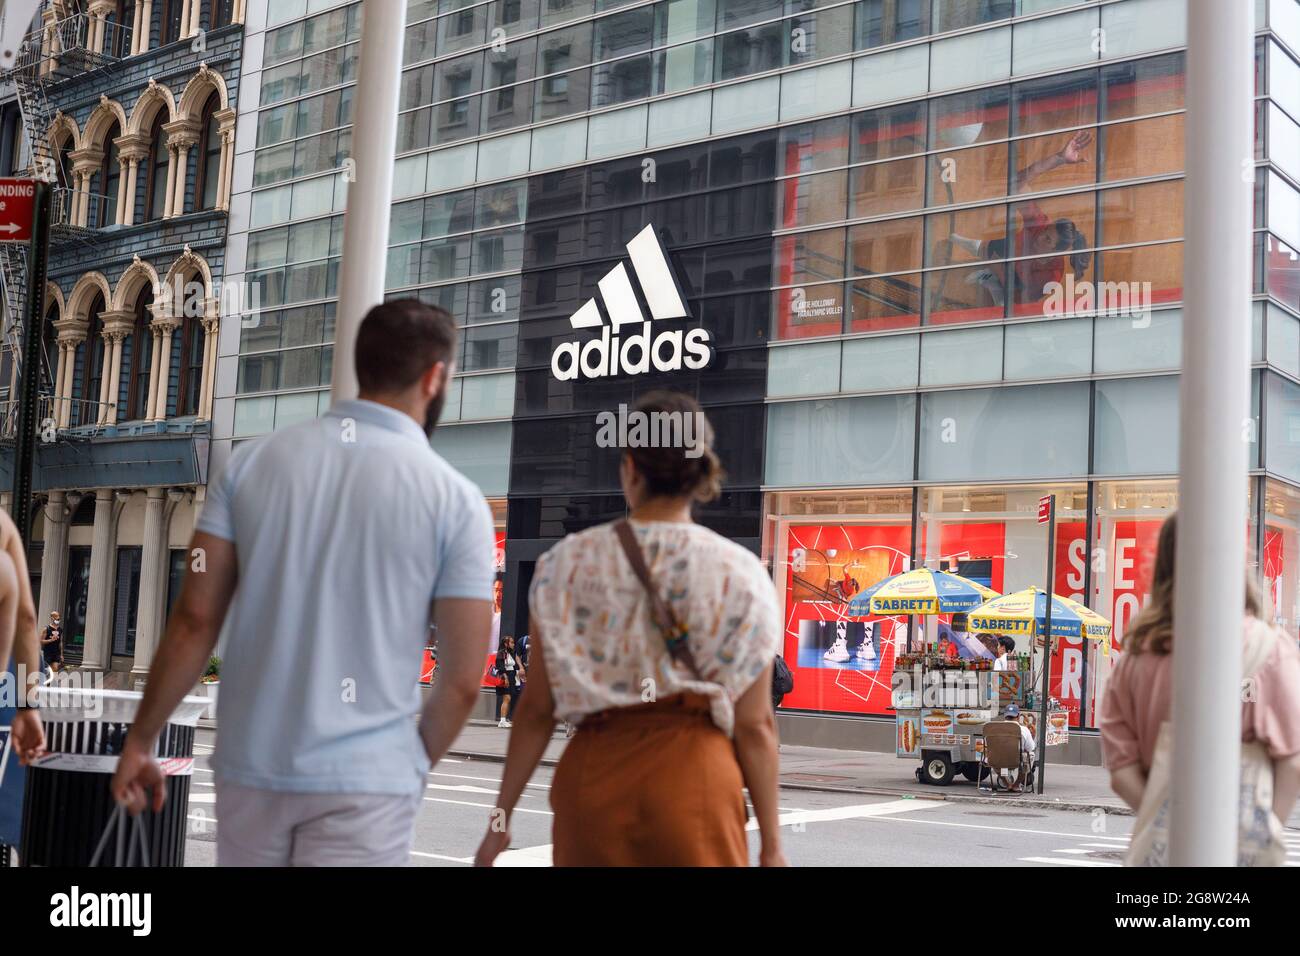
1037,495,1055,795
329,0,408,406
1171,0,1254,866
10,180,50,551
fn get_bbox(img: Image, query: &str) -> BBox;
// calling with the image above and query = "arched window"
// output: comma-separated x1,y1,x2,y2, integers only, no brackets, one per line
126,288,153,420
162,0,184,44
211,0,235,29
195,92,221,210
97,120,121,228
145,111,169,220
54,133,74,191
176,310,205,417
77,292,106,426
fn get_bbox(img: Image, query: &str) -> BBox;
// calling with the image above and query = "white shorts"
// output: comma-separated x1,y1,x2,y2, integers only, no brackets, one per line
214,780,421,867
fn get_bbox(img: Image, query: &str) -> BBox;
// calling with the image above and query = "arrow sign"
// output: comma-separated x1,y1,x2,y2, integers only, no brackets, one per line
0,179,37,243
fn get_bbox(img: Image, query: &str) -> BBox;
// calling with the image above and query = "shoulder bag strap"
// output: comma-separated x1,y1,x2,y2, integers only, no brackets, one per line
613,520,701,679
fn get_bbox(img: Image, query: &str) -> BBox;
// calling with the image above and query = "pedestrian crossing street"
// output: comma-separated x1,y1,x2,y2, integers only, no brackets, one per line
1019,829,1300,867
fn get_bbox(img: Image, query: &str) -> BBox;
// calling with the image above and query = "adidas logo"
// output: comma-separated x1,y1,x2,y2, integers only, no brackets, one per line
550,224,713,382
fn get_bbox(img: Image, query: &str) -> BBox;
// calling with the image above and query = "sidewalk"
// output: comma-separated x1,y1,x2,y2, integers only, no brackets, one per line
449,720,1133,815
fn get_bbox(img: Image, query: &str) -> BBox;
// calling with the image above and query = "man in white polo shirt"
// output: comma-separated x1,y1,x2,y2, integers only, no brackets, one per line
111,299,495,866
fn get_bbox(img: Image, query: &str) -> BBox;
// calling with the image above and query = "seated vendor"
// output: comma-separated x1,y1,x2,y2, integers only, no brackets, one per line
998,703,1037,792
992,635,1016,671
937,634,959,661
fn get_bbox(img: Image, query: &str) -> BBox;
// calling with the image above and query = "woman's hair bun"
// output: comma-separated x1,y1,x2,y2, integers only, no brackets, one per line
626,390,725,502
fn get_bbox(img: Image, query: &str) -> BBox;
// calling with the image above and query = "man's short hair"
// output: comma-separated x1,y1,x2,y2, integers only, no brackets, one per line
354,299,457,394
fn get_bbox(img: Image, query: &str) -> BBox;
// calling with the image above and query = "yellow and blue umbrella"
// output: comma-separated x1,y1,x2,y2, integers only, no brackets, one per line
968,587,1112,647
848,567,999,618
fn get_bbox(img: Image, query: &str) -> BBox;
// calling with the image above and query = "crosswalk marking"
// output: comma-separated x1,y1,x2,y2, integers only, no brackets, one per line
749,798,944,832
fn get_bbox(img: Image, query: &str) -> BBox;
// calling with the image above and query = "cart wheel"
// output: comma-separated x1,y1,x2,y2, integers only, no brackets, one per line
920,751,955,786
960,762,989,782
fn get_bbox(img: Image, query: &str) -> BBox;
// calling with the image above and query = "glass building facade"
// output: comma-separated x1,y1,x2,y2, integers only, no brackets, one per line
216,0,1300,735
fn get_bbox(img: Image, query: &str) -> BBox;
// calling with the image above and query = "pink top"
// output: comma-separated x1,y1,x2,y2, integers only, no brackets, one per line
1100,618,1300,773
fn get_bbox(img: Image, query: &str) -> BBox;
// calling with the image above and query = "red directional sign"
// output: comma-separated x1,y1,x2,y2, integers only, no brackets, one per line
1038,495,1053,524
0,178,37,243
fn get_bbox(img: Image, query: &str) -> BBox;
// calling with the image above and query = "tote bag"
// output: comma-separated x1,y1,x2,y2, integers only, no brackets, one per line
1126,621,1286,867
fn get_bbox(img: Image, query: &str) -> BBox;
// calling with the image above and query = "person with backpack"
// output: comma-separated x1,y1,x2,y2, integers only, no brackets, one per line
771,654,794,710
494,635,525,728
1101,512,1300,865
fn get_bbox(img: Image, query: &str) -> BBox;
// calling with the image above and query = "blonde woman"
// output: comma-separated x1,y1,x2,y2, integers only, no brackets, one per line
1101,512,1300,863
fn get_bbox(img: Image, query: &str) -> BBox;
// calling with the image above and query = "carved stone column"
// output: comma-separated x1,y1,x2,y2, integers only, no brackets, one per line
37,491,71,629
150,318,179,421
100,311,134,424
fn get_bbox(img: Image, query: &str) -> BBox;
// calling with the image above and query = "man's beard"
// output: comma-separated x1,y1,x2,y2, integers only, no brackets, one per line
423,385,448,438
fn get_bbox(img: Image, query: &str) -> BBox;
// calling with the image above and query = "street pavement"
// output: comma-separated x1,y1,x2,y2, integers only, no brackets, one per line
181,727,1300,867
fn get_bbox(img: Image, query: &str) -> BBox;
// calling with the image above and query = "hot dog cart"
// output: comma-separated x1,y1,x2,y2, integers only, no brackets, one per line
892,652,1070,786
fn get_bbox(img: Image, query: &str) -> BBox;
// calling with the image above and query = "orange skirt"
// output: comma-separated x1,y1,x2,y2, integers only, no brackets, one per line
550,693,749,867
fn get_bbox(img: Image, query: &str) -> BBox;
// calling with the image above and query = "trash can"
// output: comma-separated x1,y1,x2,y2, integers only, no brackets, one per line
20,686,208,867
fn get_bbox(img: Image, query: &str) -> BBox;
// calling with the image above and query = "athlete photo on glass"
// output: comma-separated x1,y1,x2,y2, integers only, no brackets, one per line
797,619,881,672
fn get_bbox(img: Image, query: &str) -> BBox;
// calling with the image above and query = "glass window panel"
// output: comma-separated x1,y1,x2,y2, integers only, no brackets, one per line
786,5,854,65
426,143,479,191
1004,191,1097,315
264,21,305,67
929,25,1011,93
472,226,525,274
279,347,323,390
852,43,928,107
1271,39,1300,122
283,260,331,304
927,142,1008,206
251,185,292,228
437,0,488,53
391,199,426,245
234,396,275,437
779,116,849,176
398,107,432,152
848,216,923,276
648,90,712,146
419,281,469,319
238,353,279,392
778,169,847,228
421,235,474,281
656,0,716,44
536,67,591,120
594,6,653,58
289,217,333,263
463,323,519,370
773,281,844,338
933,0,1014,33
1099,0,1186,60
1268,303,1300,378
920,325,1003,386
1098,242,1183,316
394,154,428,199
260,62,302,106
780,61,852,122
852,102,926,165
292,176,335,219
295,131,341,178
424,191,477,239
1010,130,1097,197
1102,113,1183,183
1101,180,1182,246
1094,308,1181,373
253,143,295,187
257,105,297,147
712,76,780,134
403,18,436,65
490,0,541,32
476,130,531,178
848,272,923,332
920,382,1089,480
653,40,713,94
855,0,929,49
276,392,320,430
1270,170,1300,249
401,65,435,110
1270,102,1300,183
715,21,783,81
925,204,1008,267
1013,68,1099,137
475,180,528,229
282,304,329,348
1267,372,1300,483
1101,51,1184,120
303,6,350,54
461,372,516,420
592,55,652,107
1011,9,1099,77
840,333,919,389
930,86,1011,151
717,0,783,29
1003,316,1092,379
430,421,512,497
530,117,588,169
481,80,535,134
467,275,522,323
588,104,648,158
432,95,482,145
766,395,916,486
1094,375,1179,475
768,340,841,396
541,0,594,27
247,227,289,271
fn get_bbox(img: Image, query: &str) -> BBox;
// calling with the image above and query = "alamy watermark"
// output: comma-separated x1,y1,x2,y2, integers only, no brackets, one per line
1042,275,1153,327
594,403,706,458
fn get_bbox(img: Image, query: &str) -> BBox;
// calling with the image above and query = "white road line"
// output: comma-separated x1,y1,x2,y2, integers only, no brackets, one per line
193,767,213,774
493,844,553,867
187,792,216,804
748,799,944,831
427,783,500,795
1080,842,1130,849
1019,856,1119,867
1053,848,1091,854
193,780,214,788
861,814,1130,841
422,796,552,815
430,771,550,790
411,850,472,864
